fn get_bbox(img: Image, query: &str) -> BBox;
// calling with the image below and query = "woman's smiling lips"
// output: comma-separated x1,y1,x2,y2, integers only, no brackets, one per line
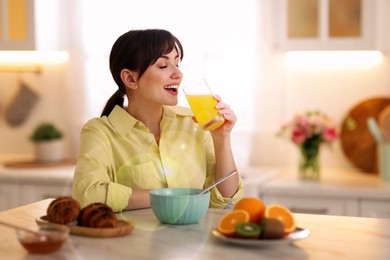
164,85,179,95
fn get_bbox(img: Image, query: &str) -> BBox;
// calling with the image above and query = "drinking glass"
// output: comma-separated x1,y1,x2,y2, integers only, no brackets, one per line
183,79,224,131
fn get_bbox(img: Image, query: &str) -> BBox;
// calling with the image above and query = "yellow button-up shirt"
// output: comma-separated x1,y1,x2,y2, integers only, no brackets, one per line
72,105,243,212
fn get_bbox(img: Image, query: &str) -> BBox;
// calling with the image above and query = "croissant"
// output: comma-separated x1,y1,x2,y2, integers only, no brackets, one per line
47,196,81,224
78,202,117,228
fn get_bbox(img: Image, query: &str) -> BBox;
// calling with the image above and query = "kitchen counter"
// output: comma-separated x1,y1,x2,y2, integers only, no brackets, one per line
0,199,389,259
258,167,390,217
0,165,74,184
0,164,274,186
262,167,390,199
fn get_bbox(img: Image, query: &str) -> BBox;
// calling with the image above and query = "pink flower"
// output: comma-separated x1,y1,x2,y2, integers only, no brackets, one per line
323,128,338,142
295,116,313,136
278,110,338,147
291,128,306,145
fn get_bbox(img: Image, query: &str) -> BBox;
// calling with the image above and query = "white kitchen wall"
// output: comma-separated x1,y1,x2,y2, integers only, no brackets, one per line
0,63,70,151
253,0,390,169
0,0,72,161
1,0,390,172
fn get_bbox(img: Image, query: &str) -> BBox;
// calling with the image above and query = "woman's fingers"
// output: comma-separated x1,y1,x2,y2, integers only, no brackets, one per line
213,95,235,122
220,109,236,121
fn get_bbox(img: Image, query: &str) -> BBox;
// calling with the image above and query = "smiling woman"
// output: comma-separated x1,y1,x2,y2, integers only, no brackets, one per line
77,0,259,134
72,28,244,212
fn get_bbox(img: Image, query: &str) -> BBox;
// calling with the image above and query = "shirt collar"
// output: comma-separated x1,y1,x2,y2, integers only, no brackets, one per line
108,105,193,136
108,105,137,136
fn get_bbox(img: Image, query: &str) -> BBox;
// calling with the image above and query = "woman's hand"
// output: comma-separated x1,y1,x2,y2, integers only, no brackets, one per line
190,95,237,136
211,95,236,137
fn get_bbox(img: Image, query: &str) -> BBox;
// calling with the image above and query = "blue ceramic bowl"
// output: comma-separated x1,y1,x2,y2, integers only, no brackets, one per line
150,188,210,225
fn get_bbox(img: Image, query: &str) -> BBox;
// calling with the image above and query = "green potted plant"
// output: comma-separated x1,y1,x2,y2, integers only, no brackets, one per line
30,123,64,163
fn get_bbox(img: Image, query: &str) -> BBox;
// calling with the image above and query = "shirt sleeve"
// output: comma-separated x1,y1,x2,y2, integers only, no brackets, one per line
207,175,244,209
72,120,131,212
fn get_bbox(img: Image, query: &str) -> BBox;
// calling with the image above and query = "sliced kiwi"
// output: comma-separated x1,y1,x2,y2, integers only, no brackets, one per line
235,222,262,239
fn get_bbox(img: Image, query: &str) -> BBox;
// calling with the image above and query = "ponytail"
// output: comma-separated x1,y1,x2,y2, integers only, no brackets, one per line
100,90,125,117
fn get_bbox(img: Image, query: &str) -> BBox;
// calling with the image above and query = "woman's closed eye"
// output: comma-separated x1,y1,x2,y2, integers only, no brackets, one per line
158,63,179,69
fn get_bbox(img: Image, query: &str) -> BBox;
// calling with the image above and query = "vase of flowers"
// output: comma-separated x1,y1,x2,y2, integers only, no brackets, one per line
278,111,338,181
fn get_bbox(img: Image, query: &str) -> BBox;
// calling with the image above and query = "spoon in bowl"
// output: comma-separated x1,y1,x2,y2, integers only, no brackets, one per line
199,170,238,195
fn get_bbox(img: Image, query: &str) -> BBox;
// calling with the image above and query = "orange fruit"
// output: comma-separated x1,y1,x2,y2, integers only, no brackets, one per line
233,197,265,223
264,204,296,234
217,209,250,237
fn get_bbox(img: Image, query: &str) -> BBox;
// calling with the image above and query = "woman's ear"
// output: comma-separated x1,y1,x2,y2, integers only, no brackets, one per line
120,69,138,89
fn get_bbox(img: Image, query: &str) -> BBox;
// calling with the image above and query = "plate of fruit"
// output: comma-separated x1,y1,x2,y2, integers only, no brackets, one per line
212,198,310,246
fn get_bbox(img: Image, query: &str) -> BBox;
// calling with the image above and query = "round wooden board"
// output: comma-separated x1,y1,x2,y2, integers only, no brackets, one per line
36,216,134,238
340,97,390,173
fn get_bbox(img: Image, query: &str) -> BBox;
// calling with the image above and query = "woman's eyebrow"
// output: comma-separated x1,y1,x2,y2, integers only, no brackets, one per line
160,54,180,60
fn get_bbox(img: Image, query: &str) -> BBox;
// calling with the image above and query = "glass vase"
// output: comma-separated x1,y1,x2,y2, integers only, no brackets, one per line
299,147,320,181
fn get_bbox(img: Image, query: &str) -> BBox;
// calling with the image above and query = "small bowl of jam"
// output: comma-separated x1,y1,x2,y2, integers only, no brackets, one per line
16,225,69,254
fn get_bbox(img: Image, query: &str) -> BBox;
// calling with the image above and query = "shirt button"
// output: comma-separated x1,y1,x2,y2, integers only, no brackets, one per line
148,137,154,143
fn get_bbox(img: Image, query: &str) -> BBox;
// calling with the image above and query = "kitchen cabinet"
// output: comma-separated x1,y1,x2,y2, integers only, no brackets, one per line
273,0,376,51
0,0,35,50
0,165,74,211
258,167,390,218
19,183,72,206
360,199,390,218
261,194,359,216
0,183,19,211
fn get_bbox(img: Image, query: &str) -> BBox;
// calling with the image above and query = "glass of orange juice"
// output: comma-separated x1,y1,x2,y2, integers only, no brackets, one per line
183,79,225,131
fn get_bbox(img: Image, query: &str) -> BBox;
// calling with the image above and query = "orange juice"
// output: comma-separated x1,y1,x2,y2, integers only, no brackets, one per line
186,94,224,131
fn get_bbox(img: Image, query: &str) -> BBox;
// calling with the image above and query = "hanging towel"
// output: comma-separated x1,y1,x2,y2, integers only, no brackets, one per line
5,82,39,126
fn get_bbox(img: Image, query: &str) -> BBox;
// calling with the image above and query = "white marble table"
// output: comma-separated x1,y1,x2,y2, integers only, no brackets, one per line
0,199,389,259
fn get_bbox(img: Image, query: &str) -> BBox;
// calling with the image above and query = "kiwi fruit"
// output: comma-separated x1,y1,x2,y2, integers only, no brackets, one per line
260,218,284,239
235,222,262,239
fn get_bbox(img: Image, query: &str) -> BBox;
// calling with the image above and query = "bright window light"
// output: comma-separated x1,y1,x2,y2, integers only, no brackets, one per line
0,51,69,72
0,51,69,64
284,51,383,70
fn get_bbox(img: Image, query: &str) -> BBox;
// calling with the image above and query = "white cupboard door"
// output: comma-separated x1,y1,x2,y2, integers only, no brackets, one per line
273,0,376,51
0,0,35,50
19,183,72,206
360,200,390,218
0,184,19,211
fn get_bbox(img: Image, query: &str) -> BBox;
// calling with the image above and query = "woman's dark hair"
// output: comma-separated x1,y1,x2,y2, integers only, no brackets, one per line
101,29,184,117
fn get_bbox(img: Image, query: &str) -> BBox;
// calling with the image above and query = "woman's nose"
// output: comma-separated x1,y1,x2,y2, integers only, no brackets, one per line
171,66,183,79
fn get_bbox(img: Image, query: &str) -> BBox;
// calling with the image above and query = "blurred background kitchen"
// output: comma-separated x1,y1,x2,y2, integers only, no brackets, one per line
1,0,390,215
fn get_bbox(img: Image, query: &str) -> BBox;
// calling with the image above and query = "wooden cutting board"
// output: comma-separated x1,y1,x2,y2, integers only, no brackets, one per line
340,97,390,173
36,216,134,237
3,159,75,168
